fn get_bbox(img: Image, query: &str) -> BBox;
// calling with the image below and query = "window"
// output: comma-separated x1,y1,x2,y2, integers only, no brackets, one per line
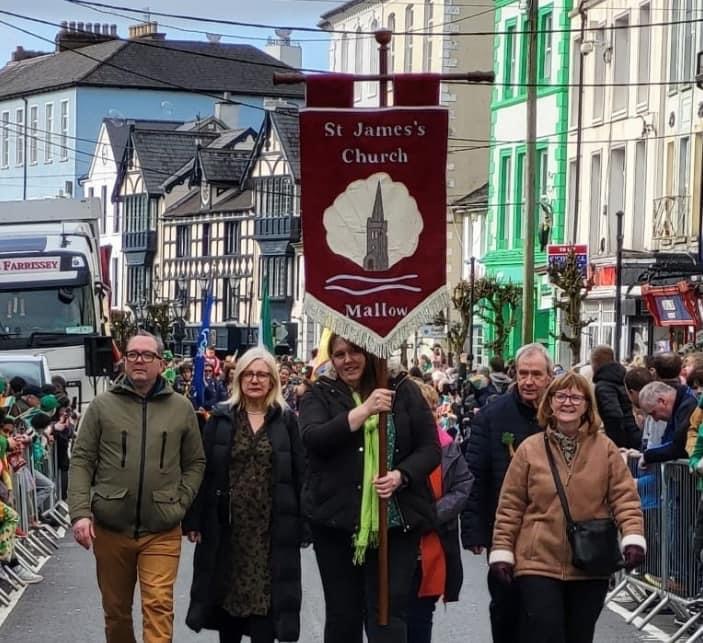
224,221,241,256
340,33,348,71
567,159,577,242
254,176,294,217
633,141,646,249
354,27,363,101
589,153,602,252
59,101,69,161
678,136,690,233
15,108,24,166
513,151,525,248
669,0,680,87
404,5,414,73
422,0,433,72
592,26,605,120
612,15,630,113
126,265,150,305
223,279,241,321
504,21,517,99
260,255,293,299
518,17,529,96
635,5,651,108
388,14,396,71
100,185,107,233
202,222,211,256
176,225,190,258
537,147,549,199
29,105,38,164
607,147,626,252
570,37,581,126
683,0,694,86
369,19,379,96
1,112,8,168
113,199,120,233
44,103,54,162
539,12,553,82
497,153,511,249
111,257,119,307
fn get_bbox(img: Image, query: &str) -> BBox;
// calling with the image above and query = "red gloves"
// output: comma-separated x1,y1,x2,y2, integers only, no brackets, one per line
623,545,645,571
489,562,514,584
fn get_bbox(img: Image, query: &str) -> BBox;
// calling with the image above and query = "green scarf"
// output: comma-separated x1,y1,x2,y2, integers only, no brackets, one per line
352,392,380,565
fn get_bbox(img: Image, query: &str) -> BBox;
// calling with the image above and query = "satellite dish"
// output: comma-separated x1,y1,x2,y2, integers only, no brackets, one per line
206,32,222,43
275,28,292,42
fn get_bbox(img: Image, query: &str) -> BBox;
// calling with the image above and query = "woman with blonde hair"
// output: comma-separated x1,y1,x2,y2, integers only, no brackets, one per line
489,372,645,643
184,347,305,642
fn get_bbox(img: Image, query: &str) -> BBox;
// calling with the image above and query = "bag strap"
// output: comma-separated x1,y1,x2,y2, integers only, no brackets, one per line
544,433,575,528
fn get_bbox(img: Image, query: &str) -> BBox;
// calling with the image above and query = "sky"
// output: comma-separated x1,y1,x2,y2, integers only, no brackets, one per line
0,0,332,71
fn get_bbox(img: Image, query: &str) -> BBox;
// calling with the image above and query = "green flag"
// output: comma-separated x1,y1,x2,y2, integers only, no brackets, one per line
258,274,273,351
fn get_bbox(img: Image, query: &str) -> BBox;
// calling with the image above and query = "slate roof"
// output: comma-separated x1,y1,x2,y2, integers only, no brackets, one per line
104,118,182,171
318,0,371,26
163,188,252,218
270,108,300,181
198,149,251,184
130,129,219,195
452,182,489,209
0,38,304,101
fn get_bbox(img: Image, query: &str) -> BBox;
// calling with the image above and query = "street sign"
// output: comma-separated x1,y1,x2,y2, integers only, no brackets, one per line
547,244,588,279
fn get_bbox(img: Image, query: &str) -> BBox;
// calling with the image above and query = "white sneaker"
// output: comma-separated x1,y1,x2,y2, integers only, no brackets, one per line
14,566,43,584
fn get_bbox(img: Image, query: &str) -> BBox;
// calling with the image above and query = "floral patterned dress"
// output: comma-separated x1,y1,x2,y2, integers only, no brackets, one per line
222,410,273,618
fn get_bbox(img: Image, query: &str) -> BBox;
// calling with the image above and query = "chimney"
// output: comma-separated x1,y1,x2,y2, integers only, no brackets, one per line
265,30,302,69
128,21,166,41
55,19,119,52
11,45,51,63
214,93,240,129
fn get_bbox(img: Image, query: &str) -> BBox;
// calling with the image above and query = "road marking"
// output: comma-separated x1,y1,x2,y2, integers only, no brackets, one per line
606,602,670,641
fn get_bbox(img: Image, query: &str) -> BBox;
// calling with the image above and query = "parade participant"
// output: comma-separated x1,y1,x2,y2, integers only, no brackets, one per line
184,347,304,643
489,372,645,643
298,334,440,643
461,343,552,643
590,345,642,449
68,330,205,643
407,383,473,643
279,363,298,412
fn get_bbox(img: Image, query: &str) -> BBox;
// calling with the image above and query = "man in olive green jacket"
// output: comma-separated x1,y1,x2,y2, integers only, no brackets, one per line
68,331,205,643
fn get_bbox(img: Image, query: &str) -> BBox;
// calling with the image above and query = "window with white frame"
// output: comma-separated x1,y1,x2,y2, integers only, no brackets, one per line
388,14,396,71
669,0,682,88
59,100,69,161
44,103,54,162
637,5,650,107
567,159,577,242
368,19,379,97
633,141,647,249
589,152,602,253
422,0,433,72
404,5,414,73
354,27,363,101
15,107,24,166
570,37,581,126
612,15,630,114
678,136,690,234
683,0,694,87
592,26,605,121
0,112,9,168
29,105,38,164
540,12,553,81
607,147,626,252
340,33,348,71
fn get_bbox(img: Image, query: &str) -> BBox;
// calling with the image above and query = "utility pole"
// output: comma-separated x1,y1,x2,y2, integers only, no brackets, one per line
521,0,539,344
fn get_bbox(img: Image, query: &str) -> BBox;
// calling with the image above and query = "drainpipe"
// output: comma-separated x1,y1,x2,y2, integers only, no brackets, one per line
571,0,587,243
22,97,28,200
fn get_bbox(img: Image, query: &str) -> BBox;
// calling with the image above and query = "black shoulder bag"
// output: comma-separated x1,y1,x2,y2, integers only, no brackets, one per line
544,434,623,576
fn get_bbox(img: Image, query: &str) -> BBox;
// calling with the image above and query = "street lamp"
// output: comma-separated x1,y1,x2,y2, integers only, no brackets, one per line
130,296,148,329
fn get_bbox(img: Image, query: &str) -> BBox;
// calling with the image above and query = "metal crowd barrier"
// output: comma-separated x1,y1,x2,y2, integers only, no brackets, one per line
0,439,72,605
606,457,703,641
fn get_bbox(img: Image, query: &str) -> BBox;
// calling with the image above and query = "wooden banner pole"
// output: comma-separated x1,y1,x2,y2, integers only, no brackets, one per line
273,70,495,86
375,28,391,628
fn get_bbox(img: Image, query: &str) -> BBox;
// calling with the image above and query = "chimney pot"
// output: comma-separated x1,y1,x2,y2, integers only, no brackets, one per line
60,21,68,30
69,21,76,31
77,22,84,32
85,22,92,32
110,24,117,36
102,23,109,35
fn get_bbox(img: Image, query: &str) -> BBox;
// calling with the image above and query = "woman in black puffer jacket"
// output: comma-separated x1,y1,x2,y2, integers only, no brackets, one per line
299,334,440,643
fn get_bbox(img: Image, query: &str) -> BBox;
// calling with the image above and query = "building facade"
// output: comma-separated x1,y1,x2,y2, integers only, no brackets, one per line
483,0,573,359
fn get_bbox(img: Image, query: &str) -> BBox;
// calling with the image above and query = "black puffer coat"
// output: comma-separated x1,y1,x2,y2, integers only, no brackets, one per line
593,361,642,449
299,373,440,534
183,403,305,641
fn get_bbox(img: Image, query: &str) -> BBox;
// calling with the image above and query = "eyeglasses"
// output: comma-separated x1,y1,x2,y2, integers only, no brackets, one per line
553,392,586,404
242,371,271,381
125,351,161,364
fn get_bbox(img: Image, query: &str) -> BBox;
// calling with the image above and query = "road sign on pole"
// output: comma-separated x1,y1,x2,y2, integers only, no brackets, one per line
547,244,588,279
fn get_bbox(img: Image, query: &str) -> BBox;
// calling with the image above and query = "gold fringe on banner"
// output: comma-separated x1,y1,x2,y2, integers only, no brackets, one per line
303,288,451,358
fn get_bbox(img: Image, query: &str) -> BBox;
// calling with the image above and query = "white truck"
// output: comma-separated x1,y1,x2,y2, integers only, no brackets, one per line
0,198,111,409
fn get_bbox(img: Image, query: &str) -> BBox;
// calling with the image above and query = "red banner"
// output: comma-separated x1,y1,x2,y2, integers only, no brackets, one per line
300,106,449,356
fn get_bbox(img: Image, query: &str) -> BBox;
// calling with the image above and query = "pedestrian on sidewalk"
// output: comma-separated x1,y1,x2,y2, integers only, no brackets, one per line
489,372,645,643
68,330,205,643
184,347,305,643
298,334,440,643
460,343,552,643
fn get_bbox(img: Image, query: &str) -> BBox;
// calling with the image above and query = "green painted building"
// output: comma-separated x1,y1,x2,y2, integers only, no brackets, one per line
481,0,572,359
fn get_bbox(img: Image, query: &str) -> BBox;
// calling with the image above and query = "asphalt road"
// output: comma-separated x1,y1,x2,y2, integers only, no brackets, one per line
0,534,662,642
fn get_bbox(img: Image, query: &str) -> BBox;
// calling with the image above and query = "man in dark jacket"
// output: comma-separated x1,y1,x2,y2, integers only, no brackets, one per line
590,345,642,449
461,343,552,643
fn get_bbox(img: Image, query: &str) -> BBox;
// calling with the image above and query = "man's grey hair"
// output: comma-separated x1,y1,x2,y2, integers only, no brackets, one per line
515,342,553,374
638,381,676,410
128,329,165,356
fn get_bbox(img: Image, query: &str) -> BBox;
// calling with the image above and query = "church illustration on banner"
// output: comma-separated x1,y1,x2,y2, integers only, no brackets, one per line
323,172,423,272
